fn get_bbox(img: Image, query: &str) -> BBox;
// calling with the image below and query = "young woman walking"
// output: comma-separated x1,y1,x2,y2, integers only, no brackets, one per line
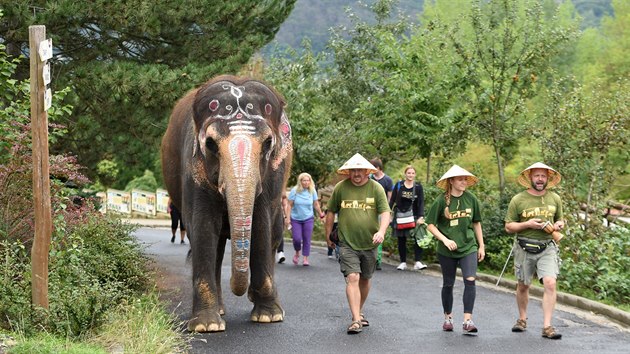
426,165,485,334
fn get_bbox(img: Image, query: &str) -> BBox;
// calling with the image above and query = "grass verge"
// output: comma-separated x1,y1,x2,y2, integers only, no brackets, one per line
3,291,190,354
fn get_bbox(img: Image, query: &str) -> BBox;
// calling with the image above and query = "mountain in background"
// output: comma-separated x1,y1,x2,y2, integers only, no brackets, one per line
263,0,612,56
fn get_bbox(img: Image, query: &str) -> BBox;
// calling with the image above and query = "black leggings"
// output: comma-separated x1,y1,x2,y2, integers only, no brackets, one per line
170,205,185,231
438,252,477,314
395,228,423,262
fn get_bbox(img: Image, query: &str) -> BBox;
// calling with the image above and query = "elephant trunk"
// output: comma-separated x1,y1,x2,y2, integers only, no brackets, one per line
220,135,262,297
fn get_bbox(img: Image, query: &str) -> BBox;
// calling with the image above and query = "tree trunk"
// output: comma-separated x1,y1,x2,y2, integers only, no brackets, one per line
494,144,505,199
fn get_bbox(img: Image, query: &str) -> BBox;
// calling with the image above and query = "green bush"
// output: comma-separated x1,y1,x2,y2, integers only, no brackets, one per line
559,225,630,306
0,213,153,338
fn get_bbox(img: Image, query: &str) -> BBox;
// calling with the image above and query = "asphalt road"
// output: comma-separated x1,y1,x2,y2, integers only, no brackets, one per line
134,227,630,353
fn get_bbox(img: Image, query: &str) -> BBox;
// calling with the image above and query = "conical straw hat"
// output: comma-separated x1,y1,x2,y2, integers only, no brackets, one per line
517,162,561,188
337,153,377,175
436,165,478,190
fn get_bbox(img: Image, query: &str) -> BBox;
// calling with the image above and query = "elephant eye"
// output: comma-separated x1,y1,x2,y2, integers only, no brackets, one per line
262,137,274,159
205,137,219,155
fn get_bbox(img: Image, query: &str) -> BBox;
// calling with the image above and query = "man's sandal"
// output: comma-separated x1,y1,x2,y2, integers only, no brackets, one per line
542,326,562,339
347,320,362,334
360,313,369,327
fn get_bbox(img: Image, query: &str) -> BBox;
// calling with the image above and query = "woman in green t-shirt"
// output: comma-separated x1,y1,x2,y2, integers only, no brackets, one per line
426,165,485,335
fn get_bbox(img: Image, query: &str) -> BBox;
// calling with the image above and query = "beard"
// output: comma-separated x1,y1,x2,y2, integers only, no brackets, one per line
531,180,548,191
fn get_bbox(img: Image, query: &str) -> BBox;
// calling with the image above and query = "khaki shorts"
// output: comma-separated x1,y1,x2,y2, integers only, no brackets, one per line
513,240,560,286
339,242,377,279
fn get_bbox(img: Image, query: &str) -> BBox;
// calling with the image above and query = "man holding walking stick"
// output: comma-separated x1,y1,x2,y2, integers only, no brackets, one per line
505,162,565,340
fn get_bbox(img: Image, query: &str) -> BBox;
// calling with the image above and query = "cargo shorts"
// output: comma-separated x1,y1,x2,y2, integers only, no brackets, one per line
513,240,560,285
338,241,377,279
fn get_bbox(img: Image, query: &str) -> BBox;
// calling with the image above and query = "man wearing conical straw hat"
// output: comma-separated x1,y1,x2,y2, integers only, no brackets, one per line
325,153,391,335
426,165,485,335
505,162,565,340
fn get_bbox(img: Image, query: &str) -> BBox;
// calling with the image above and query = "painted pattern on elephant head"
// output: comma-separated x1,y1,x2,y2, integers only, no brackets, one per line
191,77,292,294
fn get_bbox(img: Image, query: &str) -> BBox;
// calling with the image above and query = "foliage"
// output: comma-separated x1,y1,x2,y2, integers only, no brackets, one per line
423,0,579,196
538,78,630,229
265,41,336,184
91,293,190,354
124,169,158,192
265,0,612,57
354,15,471,176
0,38,153,340
1,1,297,188
558,225,629,305
572,0,630,85
1,212,153,338
0,41,87,247
6,332,107,354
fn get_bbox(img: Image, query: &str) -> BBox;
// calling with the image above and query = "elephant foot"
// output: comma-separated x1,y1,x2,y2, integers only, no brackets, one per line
250,301,284,323
188,310,226,333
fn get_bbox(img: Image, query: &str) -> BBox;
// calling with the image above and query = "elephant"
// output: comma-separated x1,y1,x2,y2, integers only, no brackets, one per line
161,75,292,332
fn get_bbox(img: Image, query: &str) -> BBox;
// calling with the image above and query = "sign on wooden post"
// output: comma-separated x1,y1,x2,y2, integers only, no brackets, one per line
29,25,53,310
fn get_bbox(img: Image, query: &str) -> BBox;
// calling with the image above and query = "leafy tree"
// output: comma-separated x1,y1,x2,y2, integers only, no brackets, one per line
124,169,158,192
354,19,472,183
1,0,296,188
266,0,414,183
538,78,629,306
265,41,336,184
422,0,579,197
538,78,630,229
572,0,630,86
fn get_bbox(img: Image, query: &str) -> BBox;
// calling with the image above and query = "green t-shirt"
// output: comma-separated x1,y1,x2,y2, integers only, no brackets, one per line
505,190,563,241
327,179,390,251
426,190,482,258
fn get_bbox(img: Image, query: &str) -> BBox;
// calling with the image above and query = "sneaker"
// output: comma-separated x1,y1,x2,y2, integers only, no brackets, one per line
293,254,299,265
413,261,427,270
276,251,285,264
170,235,175,243
542,326,562,340
180,240,185,245
512,319,527,332
328,255,333,259
443,318,454,331
462,319,478,334
303,258,309,266
396,262,407,270
376,263,382,270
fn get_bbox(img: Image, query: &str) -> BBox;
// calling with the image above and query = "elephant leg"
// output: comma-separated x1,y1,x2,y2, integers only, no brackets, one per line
188,214,226,333
215,230,228,316
248,207,284,323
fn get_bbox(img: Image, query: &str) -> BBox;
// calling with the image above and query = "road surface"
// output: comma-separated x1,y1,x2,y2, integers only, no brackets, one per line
135,227,630,353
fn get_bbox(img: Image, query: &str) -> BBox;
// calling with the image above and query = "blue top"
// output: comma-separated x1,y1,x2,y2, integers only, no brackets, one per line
289,188,318,221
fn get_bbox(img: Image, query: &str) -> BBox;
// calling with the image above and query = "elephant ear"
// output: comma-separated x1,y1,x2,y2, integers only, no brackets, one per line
271,109,292,171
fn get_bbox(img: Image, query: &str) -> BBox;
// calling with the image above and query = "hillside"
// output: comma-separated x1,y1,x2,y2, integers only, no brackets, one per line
263,0,612,56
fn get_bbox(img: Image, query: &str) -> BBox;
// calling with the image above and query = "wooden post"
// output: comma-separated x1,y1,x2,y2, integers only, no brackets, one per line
29,25,52,310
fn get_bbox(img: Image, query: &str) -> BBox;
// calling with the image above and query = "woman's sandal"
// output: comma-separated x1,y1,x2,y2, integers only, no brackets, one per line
360,313,369,327
347,320,362,334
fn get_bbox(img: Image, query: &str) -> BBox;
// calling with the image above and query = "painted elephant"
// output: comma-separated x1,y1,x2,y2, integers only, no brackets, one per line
161,75,292,332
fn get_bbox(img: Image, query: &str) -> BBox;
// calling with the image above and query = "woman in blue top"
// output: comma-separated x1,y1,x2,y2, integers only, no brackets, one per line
287,172,325,266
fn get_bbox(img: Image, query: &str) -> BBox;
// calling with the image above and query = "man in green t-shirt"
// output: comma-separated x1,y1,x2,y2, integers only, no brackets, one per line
325,153,390,335
505,162,566,340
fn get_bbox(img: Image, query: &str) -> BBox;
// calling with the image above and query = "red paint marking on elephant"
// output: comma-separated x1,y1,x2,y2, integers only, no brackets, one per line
209,99,219,111
237,140,247,175
265,103,272,115
236,112,243,119
234,216,252,230
280,123,290,135
229,136,251,178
